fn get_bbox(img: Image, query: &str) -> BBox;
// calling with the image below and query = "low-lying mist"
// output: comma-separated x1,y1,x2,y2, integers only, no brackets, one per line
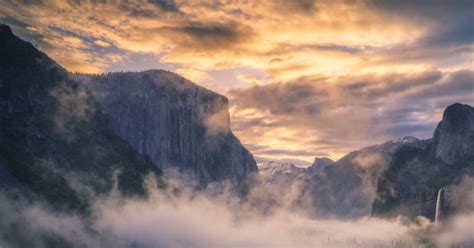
0,175,472,248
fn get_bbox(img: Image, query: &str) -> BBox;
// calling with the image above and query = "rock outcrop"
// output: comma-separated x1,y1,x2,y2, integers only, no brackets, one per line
74,71,257,188
0,24,162,212
431,103,474,164
372,103,474,220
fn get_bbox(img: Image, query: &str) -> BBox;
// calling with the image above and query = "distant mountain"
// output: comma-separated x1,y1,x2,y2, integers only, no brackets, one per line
259,138,422,218
258,161,310,210
306,157,334,174
0,24,162,212
372,103,474,220
259,104,474,220
305,136,424,218
259,158,333,194
259,161,306,186
74,71,257,189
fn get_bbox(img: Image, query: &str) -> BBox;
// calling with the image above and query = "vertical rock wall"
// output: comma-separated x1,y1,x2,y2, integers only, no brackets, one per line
76,71,257,187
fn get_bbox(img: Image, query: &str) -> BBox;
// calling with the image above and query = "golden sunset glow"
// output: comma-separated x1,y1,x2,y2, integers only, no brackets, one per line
2,0,472,165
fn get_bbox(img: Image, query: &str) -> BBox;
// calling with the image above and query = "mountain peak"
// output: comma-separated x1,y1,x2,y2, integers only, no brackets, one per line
446,102,471,111
398,136,419,143
311,157,333,168
305,157,333,174
432,103,474,164
0,24,13,37
264,161,297,169
441,103,474,133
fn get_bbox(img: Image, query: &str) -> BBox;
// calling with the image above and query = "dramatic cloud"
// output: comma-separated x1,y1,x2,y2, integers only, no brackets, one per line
1,0,472,163
2,0,470,79
230,70,474,164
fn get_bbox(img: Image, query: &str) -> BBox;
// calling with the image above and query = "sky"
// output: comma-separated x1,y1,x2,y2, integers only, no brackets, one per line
1,0,473,165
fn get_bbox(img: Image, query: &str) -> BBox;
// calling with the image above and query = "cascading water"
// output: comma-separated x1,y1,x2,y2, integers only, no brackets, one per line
435,188,446,225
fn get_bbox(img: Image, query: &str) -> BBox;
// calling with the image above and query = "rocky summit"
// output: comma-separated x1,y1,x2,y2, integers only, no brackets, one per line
431,103,474,164
74,71,258,188
306,157,334,174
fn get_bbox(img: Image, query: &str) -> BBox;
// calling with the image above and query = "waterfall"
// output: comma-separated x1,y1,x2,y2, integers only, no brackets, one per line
435,188,446,225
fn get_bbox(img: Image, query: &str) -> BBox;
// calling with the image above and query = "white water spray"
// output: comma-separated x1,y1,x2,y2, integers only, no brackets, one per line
435,188,446,225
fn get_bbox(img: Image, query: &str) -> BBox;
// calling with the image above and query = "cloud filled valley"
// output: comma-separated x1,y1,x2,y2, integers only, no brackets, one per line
1,174,474,248
0,1,473,247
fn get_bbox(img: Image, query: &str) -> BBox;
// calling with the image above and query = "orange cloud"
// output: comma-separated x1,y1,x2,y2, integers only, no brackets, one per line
1,0,472,163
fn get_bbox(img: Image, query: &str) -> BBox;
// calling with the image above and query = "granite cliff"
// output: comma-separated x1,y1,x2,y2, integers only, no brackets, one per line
74,71,257,188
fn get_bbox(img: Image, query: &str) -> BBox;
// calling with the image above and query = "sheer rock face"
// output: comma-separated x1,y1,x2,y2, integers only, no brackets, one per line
75,71,257,187
431,103,474,164
372,103,474,220
0,24,162,211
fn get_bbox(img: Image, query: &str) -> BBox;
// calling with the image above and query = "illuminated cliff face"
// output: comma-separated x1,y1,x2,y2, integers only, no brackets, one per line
75,71,257,187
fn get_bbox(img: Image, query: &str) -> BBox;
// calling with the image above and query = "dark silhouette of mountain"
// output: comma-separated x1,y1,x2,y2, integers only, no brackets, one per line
372,103,474,220
0,24,163,212
74,71,258,189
